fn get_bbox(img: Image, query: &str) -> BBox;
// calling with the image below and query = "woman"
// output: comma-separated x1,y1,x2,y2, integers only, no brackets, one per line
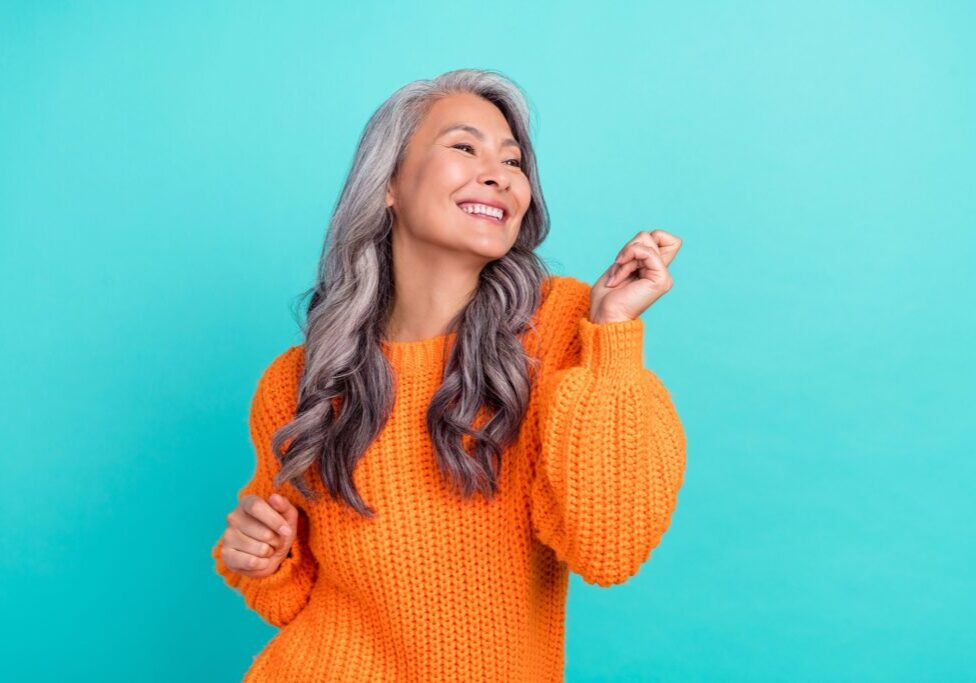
212,67,686,682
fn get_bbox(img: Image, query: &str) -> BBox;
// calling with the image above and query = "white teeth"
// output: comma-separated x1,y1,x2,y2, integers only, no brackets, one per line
459,202,504,220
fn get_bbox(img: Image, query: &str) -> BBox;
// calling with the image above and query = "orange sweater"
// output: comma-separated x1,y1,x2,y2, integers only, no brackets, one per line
211,275,687,682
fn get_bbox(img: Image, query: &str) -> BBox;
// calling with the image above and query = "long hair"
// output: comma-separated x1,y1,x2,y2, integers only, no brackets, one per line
272,68,553,518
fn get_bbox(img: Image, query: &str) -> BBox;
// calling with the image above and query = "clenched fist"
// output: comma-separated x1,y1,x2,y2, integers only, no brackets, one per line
591,229,682,324
219,493,299,578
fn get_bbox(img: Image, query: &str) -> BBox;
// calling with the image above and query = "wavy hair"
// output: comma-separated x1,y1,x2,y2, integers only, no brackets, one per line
272,68,553,518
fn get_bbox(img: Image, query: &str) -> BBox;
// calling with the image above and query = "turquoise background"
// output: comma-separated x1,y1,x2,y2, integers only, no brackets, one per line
1,1,973,681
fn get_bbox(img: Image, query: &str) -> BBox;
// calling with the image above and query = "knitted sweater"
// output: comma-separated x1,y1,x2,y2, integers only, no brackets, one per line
211,275,687,682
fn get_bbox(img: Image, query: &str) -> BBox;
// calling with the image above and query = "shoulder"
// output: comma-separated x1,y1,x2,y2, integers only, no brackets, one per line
252,344,305,414
532,274,592,366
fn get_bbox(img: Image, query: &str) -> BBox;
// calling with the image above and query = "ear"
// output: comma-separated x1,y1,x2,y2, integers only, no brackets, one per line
385,177,396,208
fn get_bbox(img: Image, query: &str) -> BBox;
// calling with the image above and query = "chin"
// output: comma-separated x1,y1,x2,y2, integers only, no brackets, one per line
472,230,517,251
463,241,512,261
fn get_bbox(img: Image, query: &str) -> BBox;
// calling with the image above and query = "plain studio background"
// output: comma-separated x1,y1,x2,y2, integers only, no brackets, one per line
1,2,972,681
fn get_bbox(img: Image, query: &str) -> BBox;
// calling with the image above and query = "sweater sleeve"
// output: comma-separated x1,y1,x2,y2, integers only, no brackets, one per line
211,348,319,627
529,309,687,587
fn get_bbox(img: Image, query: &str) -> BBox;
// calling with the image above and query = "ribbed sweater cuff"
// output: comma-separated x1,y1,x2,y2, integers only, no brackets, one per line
577,316,645,373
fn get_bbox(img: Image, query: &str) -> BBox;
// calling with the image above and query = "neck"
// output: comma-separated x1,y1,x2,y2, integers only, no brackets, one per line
384,283,474,342
385,233,482,342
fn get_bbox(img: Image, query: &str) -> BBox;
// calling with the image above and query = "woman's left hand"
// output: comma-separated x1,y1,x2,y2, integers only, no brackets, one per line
590,229,683,324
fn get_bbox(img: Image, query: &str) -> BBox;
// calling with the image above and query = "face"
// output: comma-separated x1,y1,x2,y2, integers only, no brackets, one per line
385,92,531,262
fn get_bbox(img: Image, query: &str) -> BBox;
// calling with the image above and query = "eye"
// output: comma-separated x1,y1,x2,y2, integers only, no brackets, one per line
452,143,523,170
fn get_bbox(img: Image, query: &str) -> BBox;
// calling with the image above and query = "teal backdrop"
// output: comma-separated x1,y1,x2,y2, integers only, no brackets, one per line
1,1,972,681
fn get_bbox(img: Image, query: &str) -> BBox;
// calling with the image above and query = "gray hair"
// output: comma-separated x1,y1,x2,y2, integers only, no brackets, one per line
275,68,553,518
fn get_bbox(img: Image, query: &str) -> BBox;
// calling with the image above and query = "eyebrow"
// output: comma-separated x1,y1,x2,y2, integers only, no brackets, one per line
436,123,522,153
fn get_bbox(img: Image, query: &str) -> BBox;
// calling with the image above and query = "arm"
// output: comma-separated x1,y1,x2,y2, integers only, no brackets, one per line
211,348,319,627
529,314,687,587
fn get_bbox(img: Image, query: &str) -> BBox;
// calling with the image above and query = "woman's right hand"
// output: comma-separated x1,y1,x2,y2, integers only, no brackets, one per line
219,493,299,578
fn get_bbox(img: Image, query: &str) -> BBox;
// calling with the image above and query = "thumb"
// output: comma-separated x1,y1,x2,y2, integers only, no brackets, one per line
269,493,299,539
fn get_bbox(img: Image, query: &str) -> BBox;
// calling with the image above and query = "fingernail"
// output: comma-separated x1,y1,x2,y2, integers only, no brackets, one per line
279,525,292,536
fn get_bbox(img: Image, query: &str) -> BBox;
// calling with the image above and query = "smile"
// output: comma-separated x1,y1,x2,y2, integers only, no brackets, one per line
457,202,506,225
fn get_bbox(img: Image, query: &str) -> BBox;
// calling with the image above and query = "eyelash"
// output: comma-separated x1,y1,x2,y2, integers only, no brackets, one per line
452,143,523,169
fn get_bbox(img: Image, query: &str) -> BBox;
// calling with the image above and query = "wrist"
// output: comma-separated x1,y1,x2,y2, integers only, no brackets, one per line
588,313,634,325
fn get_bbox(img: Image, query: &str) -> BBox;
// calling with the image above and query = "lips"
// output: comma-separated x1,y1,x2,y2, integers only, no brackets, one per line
457,204,506,224
456,197,509,216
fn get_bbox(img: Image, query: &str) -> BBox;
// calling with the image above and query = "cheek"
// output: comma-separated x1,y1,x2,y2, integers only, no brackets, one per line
405,162,460,222
515,179,532,219
430,154,470,187
409,153,465,197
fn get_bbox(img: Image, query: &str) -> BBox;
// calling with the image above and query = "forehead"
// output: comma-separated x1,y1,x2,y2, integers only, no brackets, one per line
419,92,515,139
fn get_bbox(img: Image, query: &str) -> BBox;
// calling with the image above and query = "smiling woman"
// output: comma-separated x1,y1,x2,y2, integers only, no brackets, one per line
211,67,686,683
384,90,533,275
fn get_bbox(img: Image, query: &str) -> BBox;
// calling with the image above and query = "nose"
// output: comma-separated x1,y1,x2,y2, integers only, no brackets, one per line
476,159,512,190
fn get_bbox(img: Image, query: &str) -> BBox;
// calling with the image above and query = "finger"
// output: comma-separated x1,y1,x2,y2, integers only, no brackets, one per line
609,247,666,287
225,526,277,559
650,230,682,266
638,246,668,282
621,231,681,268
615,239,661,267
607,253,641,287
615,239,654,266
222,545,276,573
268,494,299,537
231,508,289,550
243,494,293,538
608,244,654,286
632,246,671,288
